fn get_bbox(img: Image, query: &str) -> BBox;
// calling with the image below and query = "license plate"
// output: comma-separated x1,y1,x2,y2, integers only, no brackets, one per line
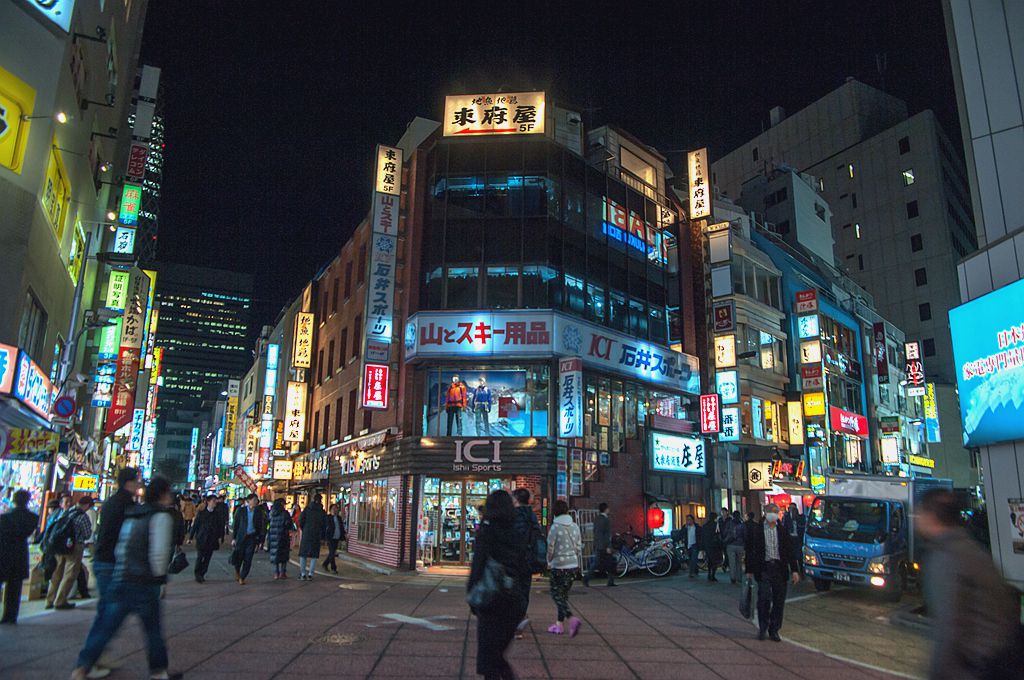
833,571,851,583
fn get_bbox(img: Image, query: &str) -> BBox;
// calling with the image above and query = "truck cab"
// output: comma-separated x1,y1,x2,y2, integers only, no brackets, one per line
802,495,910,601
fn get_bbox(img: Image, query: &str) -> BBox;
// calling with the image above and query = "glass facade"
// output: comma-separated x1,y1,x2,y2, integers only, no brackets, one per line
421,365,549,437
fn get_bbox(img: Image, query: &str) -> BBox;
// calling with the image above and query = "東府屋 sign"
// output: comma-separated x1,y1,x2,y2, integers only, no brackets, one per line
375,145,403,196
443,92,545,137
284,381,307,442
687,148,710,220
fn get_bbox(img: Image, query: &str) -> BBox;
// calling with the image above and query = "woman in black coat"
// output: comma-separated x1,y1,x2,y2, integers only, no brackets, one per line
297,496,327,581
701,512,724,582
1,490,40,623
267,499,295,579
468,489,529,680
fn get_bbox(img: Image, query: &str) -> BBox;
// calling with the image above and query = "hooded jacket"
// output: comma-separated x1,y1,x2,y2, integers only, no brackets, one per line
546,514,582,570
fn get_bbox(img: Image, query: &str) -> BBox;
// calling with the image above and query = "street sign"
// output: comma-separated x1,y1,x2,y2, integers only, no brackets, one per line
53,395,76,418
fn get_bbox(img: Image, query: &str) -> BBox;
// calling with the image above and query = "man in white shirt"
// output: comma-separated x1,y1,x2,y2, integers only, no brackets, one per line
745,503,800,641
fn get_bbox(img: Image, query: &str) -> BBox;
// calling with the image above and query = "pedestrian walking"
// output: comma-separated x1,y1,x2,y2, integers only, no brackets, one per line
70,476,179,680
545,500,582,637
45,495,94,610
745,503,800,641
702,512,723,582
724,510,747,584
683,514,700,577
583,502,616,587
512,488,542,633
214,494,229,537
188,496,221,583
322,504,346,574
73,496,96,599
40,495,71,594
718,507,731,570
0,490,39,624
267,498,295,579
180,495,196,536
298,495,326,580
230,493,266,585
917,488,1023,679
467,489,529,680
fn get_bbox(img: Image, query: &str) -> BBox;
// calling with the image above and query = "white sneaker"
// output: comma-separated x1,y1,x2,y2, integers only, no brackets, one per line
86,666,112,679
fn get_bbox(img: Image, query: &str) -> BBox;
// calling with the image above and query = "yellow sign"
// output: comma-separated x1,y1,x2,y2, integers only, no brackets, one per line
292,312,314,368
909,454,935,469
787,401,804,445
224,379,240,446
0,65,36,174
802,392,826,417
714,334,736,368
272,459,294,481
687,148,710,220
42,138,71,240
923,382,938,419
284,381,307,442
375,144,403,196
71,474,99,493
443,92,545,137
1,428,59,457
68,219,86,282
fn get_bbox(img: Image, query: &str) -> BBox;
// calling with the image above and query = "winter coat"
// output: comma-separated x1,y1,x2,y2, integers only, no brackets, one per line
189,508,223,550
298,503,327,557
546,514,582,570
701,519,723,565
94,488,134,563
181,498,196,521
467,517,530,613
267,507,295,564
591,512,611,552
444,382,467,408
0,507,39,580
114,504,173,585
232,504,268,543
471,385,492,411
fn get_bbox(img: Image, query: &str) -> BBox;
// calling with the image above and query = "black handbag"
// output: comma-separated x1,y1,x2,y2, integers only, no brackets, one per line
169,548,189,575
739,578,754,619
466,557,514,610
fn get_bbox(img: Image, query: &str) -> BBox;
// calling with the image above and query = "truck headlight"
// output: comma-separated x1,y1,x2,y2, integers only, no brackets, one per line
867,555,890,574
802,546,819,566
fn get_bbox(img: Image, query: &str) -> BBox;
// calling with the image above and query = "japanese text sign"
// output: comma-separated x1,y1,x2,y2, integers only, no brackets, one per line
923,382,941,443
118,184,142,226
558,358,583,439
829,406,868,437
272,459,294,481
904,341,926,397
361,363,389,409
794,289,818,314
650,432,706,475
284,381,307,442
363,232,397,358
0,343,16,394
787,401,804,445
375,145,403,196
873,322,890,384
291,312,314,368
71,474,98,493
113,227,136,255
720,407,740,441
13,350,53,421
687,148,710,220
444,92,545,136
126,142,149,181
699,394,721,434
1,427,59,460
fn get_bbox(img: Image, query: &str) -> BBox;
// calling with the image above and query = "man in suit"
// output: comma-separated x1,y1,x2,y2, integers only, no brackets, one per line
0,490,39,624
189,496,223,583
231,494,267,585
745,503,800,641
583,502,615,587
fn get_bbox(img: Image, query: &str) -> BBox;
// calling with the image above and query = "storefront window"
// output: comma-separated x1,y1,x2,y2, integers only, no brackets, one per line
422,365,550,437
356,479,387,545
585,283,606,324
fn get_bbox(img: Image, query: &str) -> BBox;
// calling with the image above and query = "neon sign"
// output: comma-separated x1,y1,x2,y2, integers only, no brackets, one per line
602,197,667,265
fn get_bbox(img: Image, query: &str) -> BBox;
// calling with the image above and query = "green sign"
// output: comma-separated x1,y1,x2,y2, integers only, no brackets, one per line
118,184,142,226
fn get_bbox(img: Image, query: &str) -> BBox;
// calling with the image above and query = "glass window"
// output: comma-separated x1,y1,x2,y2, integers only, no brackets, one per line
586,283,606,324
911,234,923,252
485,218,521,262
357,479,387,545
521,265,558,308
446,267,479,308
906,201,919,219
422,367,548,437
914,268,927,286
628,299,647,339
902,169,915,186
424,267,443,309
565,274,584,315
898,136,910,155
712,265,733,297
608,290,627,332
649,306,666,345
485,266,518,309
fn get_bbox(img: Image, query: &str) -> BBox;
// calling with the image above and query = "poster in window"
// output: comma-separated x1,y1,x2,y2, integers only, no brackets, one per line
1008,499,1024,554
584,450,599,481
599,428,609,452
599,451,610,466
598,390,611,426
386,486,398,529
424,369,532,436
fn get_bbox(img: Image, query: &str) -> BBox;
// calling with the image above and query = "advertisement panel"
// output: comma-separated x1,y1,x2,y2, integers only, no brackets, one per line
687,148,710,220
106,270,149,434
746,461,772,490
948,278,1024,446
872,322,890,384
797,314,820,339
126,143,149,181
719,407,740,442
802,392,826,417
0,343,16,394
272,459,294,481
923,382,941,443
712,301,735,332
363,232,397,361
558,358,583,439
71,474,99,493
795,289,818,314
829,406,869,437
284,381,307,442
0,428,58,460
118,184,142,226
699,394,720,434
716,370,738,404
787,401,804,446
13,351,53,420
714,334,736,368
291,312,314,368
650,432,706,475
127,408,145,452
224,379,240,448
113,227,136,255
375,145,403,196
361,364,389,409
904,341,926,397
0,65,36,174
443,92,545,136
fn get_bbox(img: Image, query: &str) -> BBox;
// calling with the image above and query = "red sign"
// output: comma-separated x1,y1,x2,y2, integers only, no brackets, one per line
105,347,140,435
361,363,389,409
829,406,869,437
801,364,822,379
873,322,889,384
125,143,149,180
232,465,258,493
699,394,721,434
257,450,269,476
795,289,818,314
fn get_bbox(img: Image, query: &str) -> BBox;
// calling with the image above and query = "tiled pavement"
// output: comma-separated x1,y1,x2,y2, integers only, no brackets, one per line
0,549,927,679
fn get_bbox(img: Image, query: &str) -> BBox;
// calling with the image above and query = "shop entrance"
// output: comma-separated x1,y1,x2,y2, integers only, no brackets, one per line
418,477,513,566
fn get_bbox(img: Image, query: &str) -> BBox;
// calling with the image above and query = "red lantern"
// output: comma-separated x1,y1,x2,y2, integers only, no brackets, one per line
647,507,665,530
802,494,816,509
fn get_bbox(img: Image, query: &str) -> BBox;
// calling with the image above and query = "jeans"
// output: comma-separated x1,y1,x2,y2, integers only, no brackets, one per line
726,545,745,583
687,545,700,576
445,406,463,436
299,556,315,576
323,538,339,571
93,561,115,619
75,582,168,672
473,407,491,435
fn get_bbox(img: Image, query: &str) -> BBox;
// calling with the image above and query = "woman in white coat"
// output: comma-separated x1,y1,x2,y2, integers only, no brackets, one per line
545,500,583,636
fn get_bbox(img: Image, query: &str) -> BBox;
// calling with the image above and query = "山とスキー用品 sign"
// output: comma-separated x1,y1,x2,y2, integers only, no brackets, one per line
444,92,545,136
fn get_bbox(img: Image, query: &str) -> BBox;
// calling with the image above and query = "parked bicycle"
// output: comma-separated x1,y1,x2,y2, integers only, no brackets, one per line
612,531,674,577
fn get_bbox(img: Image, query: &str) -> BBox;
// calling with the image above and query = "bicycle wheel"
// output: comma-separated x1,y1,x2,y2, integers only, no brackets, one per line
615,552,630,578
646,547,674,577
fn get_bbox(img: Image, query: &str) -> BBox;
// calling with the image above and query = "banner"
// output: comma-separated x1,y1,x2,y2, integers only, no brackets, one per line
106,269,149,435
923,383,941,443
558,358,583,438
872,322,889,384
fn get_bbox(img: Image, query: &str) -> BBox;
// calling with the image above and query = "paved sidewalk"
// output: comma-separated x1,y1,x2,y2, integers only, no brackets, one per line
0,548,924,679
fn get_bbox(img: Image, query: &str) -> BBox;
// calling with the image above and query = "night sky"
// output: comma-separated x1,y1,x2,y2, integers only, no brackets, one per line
140,1,958,330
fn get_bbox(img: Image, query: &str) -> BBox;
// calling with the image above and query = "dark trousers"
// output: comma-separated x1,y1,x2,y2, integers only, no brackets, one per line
687,546,700,576
93,560,115,620
77,560,91,596
1,578,23,622
76,582,167,672
194,546,214,579
476,595,519,679
446,406,463,436
323,538,340,570
756,561,789,635
586,550,615,585
236,535,257,579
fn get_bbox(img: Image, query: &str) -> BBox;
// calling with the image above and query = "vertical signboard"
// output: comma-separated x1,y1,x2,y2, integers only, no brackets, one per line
118,184,142,226
364,231,397,362
904,341,926,397
284,381,307,441
291,312,314,368
787,401,805,446
872,322,890,384
687,148,710,220
794,290,819,314
93,270,129,407
125,143,149,181
224,379,240,448
375,144,403,196
258,344,279,461
699,394,721,434
719,407,740,441
106,269,149,435
923,383,941,443
558,358,583,438
361,363,389,409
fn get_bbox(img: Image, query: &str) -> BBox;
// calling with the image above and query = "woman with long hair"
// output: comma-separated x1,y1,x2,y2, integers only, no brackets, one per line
267,498,295,580
545,500,582,636
467,489,529,680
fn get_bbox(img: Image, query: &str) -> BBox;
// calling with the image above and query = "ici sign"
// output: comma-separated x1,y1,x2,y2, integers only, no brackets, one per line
453,439,502,473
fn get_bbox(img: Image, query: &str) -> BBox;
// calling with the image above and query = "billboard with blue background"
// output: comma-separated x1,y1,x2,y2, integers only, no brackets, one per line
949,278,1024,447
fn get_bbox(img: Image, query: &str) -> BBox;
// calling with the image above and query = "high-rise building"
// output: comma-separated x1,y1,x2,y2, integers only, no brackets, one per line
129,68,164,263
152,262,252,482
943,0,1024,588
712,79,979,490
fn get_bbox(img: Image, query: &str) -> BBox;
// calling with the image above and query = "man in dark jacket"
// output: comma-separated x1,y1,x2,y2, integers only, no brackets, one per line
188,496,222,582
321,504,346,574
918,488,1022,679
583,502,615,587
298,495,327,580
92,468,140,614
702,513,724,582
511,489,540,629
231,493,267,585
0,490,39,624
745,503,800,641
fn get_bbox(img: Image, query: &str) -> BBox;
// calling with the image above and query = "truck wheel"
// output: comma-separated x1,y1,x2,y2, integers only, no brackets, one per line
812,578,831,592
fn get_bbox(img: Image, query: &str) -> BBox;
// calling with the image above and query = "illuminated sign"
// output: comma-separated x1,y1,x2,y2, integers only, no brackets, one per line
224,379,240,447
118,184,142,226
0,343,16,394
272,459,294,481
259,344,280,457
126,142,149,180
713,301,735,333
687,148,710,220
904,341,926,397
21,0,76,32
106,270,149,434
361,363,389,409
106,270,130,309
700,394,721,434
292,312,314,368
1,428,58,460
42,140,70,239
923,382,941,443
797,315,819,339
787,401,804,445
127,408,145,452
747,462,772,490
801,363,824,390
13,350,53,420
284,381,307,442
443,92,545,136
113,226,136,254
715,334,736,368
71,474,99,493
650,432,706,475
873,322,890,384
800,340,822,365
375,144,403,196
802,392,826,417
909,454,935,469
405,311,701,394
880,437,900,465
716,370,738,404
558,358,583,439
264,344,279,392
720,407,740,441
602,197,667,265
829,406,868,437
363,231,397,361
0,65,36,174
795,289,818,314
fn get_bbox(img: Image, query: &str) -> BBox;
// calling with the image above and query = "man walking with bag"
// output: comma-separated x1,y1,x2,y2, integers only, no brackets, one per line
745,503,800,641
583,502,616,587
45,496,93,610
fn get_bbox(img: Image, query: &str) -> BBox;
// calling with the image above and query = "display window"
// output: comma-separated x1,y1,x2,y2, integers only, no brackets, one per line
418,477,513,565
0,460,48,514
422,366,549,437
356,479,387,545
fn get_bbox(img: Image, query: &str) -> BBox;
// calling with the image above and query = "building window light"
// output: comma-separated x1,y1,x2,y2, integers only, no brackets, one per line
902,169,915,186
855,223,861,239
848,163,855,178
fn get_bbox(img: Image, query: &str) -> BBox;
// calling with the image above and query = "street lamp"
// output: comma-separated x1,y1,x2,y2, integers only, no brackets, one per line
21,111,68,124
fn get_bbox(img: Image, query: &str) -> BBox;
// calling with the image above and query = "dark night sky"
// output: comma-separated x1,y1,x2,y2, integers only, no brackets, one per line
139,1,958,329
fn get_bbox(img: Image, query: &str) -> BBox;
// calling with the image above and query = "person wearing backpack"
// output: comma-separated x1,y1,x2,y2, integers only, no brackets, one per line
512,488,543,634
45,496,93,610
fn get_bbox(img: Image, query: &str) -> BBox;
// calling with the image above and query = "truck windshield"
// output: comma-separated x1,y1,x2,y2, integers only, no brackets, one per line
806,499,887,544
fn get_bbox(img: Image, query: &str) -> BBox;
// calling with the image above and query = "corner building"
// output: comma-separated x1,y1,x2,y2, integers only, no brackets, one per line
306,100,704,569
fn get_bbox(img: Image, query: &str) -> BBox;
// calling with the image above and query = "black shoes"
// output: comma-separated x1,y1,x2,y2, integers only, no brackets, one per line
769,632,782,642
54,602,76,610
757,630,767,641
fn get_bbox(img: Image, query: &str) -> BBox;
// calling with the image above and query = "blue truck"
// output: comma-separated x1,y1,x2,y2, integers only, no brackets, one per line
802,474,952,601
